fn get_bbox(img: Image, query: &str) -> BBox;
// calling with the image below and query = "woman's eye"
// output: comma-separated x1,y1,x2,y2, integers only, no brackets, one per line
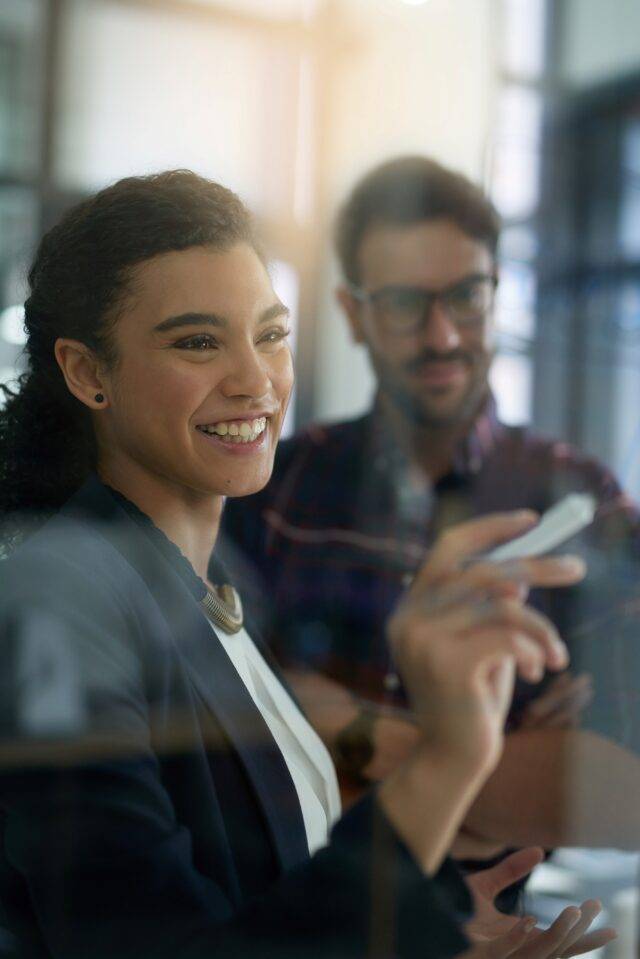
259,327,291,347
175,334,218,351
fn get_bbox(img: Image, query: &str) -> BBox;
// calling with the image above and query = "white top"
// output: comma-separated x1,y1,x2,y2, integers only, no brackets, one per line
210,623,341,856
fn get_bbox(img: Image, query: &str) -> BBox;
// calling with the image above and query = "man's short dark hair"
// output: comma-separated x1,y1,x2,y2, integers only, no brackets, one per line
335,155,501,284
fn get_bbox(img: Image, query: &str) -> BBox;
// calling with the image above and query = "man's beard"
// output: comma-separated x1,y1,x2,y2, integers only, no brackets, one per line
371,347,492,431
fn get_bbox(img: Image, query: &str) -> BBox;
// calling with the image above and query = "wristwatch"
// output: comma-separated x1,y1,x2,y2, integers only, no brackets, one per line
332,706,377,783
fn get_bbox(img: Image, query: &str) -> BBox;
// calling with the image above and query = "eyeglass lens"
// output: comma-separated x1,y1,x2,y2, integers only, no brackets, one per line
372,278,494,333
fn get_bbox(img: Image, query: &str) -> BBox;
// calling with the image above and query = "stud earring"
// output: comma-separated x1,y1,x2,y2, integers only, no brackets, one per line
94,393,104,404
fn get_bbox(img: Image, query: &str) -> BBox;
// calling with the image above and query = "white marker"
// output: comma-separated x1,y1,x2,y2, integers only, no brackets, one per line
486,493,597,563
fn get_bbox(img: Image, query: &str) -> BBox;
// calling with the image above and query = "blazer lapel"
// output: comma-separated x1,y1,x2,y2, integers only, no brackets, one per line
64,478,309,873
167,598,310,874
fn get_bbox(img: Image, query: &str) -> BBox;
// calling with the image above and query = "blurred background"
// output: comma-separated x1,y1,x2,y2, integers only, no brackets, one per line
2,0,640,492
1,0,640,951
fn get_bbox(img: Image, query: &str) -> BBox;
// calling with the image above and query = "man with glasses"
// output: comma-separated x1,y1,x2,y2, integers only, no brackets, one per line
221,156,640,860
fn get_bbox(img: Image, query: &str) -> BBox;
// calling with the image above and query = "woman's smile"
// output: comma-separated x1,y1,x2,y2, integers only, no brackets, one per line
195,414,271,454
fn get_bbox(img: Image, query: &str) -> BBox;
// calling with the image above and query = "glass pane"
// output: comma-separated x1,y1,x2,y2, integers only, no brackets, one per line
0,0,46,178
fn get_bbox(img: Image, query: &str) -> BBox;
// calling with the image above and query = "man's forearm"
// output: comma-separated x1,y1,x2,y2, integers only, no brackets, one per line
287,669,640,849
464,728,640,850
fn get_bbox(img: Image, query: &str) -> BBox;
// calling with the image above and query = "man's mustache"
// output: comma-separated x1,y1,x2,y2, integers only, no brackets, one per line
404,350,474,375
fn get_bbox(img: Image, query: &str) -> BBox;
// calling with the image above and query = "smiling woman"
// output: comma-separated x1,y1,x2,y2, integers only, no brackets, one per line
0,172,275,544
0,171,612,959
54,242,293,524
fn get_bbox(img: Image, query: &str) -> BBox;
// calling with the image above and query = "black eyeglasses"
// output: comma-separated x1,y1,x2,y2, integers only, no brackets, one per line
349,274,497,336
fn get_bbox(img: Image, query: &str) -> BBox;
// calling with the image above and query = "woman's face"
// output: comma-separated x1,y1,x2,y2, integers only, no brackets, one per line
97,243,293,501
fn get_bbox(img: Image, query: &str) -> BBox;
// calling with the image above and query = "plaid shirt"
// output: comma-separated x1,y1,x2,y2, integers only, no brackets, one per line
220,397,640,749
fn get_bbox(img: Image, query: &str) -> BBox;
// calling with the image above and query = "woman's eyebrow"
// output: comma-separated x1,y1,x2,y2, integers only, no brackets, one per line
258,302,290,325
153,312,226,334
153,302,289,335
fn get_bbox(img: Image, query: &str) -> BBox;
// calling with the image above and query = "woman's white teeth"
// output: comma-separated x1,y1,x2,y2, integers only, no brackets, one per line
200,417,267,444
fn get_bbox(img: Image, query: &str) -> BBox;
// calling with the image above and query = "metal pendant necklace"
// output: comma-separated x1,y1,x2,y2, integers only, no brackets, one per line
201,583,244,634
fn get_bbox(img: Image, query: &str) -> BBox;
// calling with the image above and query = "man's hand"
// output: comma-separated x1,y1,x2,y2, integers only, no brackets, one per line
463,847,617,958
518,672,593,730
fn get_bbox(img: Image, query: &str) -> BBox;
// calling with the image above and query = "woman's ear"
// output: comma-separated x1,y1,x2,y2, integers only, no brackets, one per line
54,338,109,410
336,286,367,345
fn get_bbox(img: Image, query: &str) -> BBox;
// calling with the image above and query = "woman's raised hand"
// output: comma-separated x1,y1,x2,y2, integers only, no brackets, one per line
386,511,586,778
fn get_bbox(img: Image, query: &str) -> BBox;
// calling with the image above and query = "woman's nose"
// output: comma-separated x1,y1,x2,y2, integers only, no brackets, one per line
219,345,272,399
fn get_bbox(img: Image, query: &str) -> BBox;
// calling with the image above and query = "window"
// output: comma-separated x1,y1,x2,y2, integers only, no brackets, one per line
487,0,547,425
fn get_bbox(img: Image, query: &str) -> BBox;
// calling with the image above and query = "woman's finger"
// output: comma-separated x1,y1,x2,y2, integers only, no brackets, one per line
415,511,540,586
477,600,568,672
453,598,567,674
493,556,586,590
461,628,545,686
403,556,585,629
403,564,528,617
392,595,568,679
456,556,585,594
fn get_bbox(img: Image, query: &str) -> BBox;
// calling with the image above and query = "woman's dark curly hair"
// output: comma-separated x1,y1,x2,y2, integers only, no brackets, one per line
0,170,259,549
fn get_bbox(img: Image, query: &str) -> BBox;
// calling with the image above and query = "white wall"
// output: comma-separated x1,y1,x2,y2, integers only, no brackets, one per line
55,0,303,219
311,0,498,423
561,0,640,89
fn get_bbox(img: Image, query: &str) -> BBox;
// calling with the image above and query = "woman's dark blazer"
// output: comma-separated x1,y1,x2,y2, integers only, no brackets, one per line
0,476,470,959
